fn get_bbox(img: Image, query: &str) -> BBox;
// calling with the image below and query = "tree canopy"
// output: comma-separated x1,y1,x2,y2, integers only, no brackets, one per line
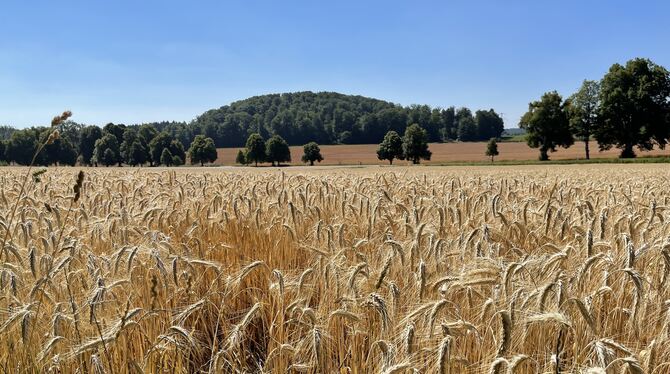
376,130,404,165
485,138,499,162
188,135,218,166
402,124,432,164
301,142,323,166
519,91,574,161
265,135,291,166
93,134,121,166
595,58,670,158
245,133,266,166
567,80,599,159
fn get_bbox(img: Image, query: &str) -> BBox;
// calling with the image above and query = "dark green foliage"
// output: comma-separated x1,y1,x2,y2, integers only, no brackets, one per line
0,140,6,162
93,134,121,166
120,128,138,164
103,123,126,144
301,142,323,166
567,80,599,160
79,126,103,165
160,148,173,166
265,135,291,166
169,140,186,166
402,124,432,164
138,124,158,165
127,140,148,166
149,132,175,166
101,148,117,166
485,138,499,162
5,129,39,165
519,91,574,161
377,130,404,165
457,116,478,142
245,133,266,166
440,107,457,141
475,109,505,140
190,92,482,146
595,58,670,158
45,138,77,166
188,135,218,166
235,149,248,165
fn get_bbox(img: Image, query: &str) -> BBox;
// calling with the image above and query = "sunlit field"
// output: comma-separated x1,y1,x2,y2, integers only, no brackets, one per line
1,165,668,373
215,142,670,166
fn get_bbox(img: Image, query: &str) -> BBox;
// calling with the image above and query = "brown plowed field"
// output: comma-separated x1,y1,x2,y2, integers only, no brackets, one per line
215,141,669,165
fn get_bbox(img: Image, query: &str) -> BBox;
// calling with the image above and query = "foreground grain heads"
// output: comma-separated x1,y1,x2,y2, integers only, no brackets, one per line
0,166,668,373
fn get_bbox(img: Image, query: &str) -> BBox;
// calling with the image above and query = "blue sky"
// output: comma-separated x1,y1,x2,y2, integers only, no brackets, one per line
1,0,669,128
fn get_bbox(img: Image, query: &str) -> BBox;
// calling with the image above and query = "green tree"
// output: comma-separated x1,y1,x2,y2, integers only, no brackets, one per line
595,58,670,158
93,134,121,166
45,138,77,166
567,80,599,159
127,141,148,166
475,109,505,141
457,116,478,141
441,107,457,141
160,148,173,166
402,124,432,164
519,91,574,161
0,140,6,163
245,133,266,166
6,129,39,165
120,128,139,164
376,130,404,165
149,132,174,166
301,142,323,166
265,135,291,166
79,125,102,165
138,124,158,166
485,138,499,163
101,148,117,166
188,135,218,166
235,149,248,165
169,140,186,166
103,123,126,144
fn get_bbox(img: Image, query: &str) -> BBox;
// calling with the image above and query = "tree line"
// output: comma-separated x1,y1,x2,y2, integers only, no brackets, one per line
521,57,670,160
0,122,219,167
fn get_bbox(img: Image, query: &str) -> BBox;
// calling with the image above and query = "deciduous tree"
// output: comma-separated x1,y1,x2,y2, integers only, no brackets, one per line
595,58,670,158
245,133,266,166
301,142,323,166
567,80,599,159
519,91,573,161
402,124,431,164
376,130,404,165
265,135,291,166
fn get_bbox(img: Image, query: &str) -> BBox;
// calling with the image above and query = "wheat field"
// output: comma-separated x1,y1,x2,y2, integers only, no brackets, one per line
0,165,669,373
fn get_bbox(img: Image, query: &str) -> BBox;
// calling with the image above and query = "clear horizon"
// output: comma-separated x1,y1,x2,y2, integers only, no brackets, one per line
1,0,669,129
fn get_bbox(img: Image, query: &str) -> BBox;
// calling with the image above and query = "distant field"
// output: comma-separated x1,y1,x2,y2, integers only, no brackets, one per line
215,141,670,165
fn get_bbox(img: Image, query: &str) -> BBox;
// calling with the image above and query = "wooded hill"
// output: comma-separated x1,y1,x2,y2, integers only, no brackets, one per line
152,91,504,147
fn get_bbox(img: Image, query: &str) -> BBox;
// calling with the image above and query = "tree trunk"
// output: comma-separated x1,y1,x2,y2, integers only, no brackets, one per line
620,144,636,158
539,147,549,161
310,160,314,166
491,155,494,163
201,161,204,166
389,158,393,165
584,140,590,160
